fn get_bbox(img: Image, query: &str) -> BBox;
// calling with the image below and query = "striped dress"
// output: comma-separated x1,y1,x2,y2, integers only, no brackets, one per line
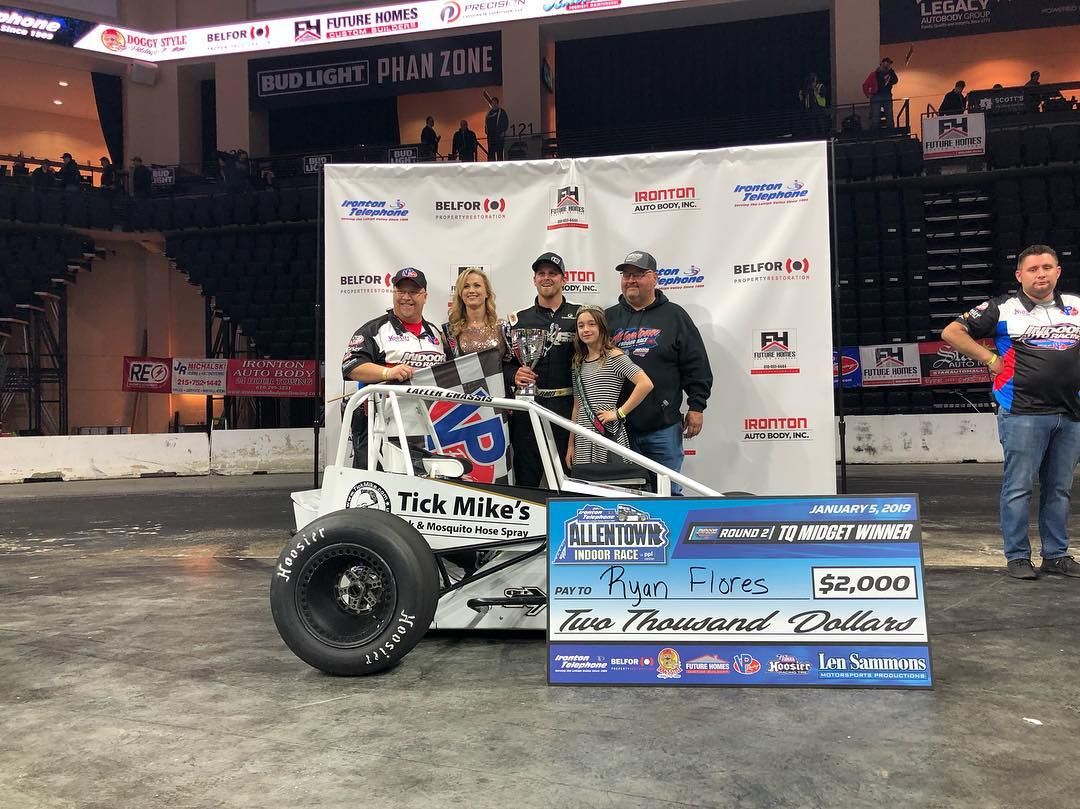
573,351,642,464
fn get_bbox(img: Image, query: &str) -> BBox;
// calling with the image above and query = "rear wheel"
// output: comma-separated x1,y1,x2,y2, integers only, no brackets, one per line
270,509,439,675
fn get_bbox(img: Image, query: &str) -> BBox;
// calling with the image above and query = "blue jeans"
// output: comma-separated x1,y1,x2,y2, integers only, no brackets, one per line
871,95,894,128
997,411,1080,561
630,422,684,495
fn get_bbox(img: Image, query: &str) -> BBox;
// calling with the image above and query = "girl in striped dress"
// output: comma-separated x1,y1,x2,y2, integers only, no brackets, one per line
566,305,653,467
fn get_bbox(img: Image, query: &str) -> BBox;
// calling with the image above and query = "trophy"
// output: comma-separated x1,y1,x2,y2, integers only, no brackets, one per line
506,324,558,399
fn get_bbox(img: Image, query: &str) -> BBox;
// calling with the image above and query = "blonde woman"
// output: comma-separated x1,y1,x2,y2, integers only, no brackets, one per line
567,304,653,467
442,268,506,357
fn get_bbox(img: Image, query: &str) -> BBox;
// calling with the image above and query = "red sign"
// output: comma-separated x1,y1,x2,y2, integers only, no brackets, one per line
122,356,172,393
225,359,318,397
918,340,992,386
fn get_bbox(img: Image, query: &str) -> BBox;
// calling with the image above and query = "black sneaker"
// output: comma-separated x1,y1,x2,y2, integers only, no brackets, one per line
1007,559,1038,580
1040,555,1080,577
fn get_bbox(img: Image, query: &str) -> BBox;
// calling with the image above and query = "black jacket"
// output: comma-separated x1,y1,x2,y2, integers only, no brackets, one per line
939,89,966,114
505,297,580,392
452,128,478,160
485,107,509,141
605,291,713,432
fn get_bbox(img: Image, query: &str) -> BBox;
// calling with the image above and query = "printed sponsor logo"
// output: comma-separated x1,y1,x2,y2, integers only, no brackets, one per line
324,8,420,39
733,257,811,283
656,265,704,290
502,586,546,616
554,504,670,565
732,653,761,675
611,326,660,358
685,654,731,674
834,352,860,378
127,360,168,385
434,197,507,220
339,198,409,222
443,0,527,23
0,9,62,41
553,653,608,672
547,185,588,231
862,345,921,384
102,28,168,55
656,647,682,679
732,180,810,207
425,391,506,484
340,272,393,295
751,329,799,375
543,0,622,13
609,655,654,670
632,186,700,214
207,24,271,46
742,416,812,442
1018,323,1080,351
294,19,321,42
563,268,598,294
817,652,929,679
767,653,812,674
345,481,392,511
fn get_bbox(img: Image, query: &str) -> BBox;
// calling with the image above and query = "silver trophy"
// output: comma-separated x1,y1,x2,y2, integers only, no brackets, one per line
506,324,558,399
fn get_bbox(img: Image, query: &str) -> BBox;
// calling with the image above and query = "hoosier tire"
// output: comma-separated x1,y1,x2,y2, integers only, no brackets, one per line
270,509,439,675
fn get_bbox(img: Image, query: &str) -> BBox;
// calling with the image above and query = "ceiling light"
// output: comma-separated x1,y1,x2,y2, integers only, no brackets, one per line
58,80,69,87
53,99,63,105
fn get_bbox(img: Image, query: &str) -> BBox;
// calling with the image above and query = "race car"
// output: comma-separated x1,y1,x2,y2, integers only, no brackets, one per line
270,384,722,675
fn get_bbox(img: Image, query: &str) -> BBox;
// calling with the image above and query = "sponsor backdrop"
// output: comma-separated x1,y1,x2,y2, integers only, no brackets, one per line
324,143,836,495
122,357,317,397
920,113,986,161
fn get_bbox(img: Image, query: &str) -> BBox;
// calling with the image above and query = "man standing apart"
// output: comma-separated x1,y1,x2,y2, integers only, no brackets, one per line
451,119,478,162
507,252,580,486
606,251,712,495
485,97,509,161
942,245,1080,579
862,57,899,129
342,268,447,466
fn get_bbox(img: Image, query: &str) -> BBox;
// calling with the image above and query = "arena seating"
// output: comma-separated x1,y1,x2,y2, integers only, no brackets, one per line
0,228,95,326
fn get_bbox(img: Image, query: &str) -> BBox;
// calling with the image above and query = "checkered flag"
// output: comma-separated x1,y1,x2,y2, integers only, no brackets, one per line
411,348,512,484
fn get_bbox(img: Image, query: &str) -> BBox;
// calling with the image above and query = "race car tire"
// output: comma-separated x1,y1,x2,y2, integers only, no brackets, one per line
270,509,439,676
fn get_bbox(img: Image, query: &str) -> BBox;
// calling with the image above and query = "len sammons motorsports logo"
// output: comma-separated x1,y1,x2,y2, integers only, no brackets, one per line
554,504,669,564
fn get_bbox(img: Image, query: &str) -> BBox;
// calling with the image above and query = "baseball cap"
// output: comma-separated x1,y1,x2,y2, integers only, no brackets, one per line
616,250,657,273
61,152,72,160
531,252,565,273
391,267,427,289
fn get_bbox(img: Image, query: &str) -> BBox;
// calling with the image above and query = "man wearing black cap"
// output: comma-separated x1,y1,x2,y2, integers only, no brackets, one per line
341,268,447,466
57,152,81,191
606,250,713,495
506,252,580,486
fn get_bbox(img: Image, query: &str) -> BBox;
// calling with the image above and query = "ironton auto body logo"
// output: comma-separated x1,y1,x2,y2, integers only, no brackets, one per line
742,416,812,442
751,329,799,375
434,197,507,221
339,198,410,221
554,503,669,564
563,268,598,294
733,256,811,283
548,185,588,230
732,180,810,207
632,185,700,214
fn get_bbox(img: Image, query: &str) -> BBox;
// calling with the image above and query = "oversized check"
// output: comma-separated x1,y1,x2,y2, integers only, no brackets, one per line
547,496,933,688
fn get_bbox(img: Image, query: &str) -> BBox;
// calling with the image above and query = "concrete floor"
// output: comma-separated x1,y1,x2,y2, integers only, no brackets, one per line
0,466,1077,809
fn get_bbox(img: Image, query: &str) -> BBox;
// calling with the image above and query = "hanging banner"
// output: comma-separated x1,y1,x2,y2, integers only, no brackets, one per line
226,359,318,397
860,344,921,387
324,142,836,496
921,113,986,160
0,6,97,48
248,31,501,110
172,358,228,395
833,347,862,388
122,356,172,393
548,496,933,688
880,0,1080,43
918,340,992,386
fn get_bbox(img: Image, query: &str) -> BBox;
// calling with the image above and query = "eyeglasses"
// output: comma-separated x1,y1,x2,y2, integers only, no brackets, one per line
394,287,425,297
620,270,654,279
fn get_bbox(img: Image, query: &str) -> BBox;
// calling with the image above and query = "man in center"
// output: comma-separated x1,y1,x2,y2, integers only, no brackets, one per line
507,252,580,486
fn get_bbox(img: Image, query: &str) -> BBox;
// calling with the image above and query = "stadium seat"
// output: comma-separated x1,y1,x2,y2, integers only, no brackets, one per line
898,138,923,177
40,192,63,225
152,198,173,231
988,130,1022,169
848,143,873,180
173,197,194,229
278,188,300,221
255,190,278,222
212,195,233,226
233,193,254,225
63,194,88,228
872,140,899,178
1021,127,1051,166
1050,124,1079,164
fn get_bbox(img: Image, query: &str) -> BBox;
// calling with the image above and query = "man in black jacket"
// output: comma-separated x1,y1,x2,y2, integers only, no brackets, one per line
506,252,580,486
939,81,966,115
451,119,478,161
484,97,509,161
606,250,713,494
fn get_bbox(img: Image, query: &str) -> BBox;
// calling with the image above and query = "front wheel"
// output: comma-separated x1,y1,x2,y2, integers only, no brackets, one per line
270,509,439,675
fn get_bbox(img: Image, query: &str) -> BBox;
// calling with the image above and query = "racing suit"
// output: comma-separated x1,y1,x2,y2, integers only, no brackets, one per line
342,309,447,468
506,297,580,487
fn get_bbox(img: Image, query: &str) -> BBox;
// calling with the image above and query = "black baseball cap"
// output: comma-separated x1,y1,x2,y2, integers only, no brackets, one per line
61,152,72,160
391,267,427,289
616,250,657,273
531,252,565,273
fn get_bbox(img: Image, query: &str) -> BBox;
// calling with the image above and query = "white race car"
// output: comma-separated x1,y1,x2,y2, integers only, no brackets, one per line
270,384,723,675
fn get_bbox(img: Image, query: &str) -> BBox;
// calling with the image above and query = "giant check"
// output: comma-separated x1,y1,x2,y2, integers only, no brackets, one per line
548,496,933,688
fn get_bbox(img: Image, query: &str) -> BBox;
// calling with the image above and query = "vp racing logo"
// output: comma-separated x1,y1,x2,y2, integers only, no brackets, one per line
340,198,409,221
1019,324,1080,351
732,180,809,207
425,390,507,484
554,504,669,564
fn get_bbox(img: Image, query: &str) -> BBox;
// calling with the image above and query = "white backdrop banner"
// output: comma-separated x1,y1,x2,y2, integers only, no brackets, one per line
324,143,836,495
